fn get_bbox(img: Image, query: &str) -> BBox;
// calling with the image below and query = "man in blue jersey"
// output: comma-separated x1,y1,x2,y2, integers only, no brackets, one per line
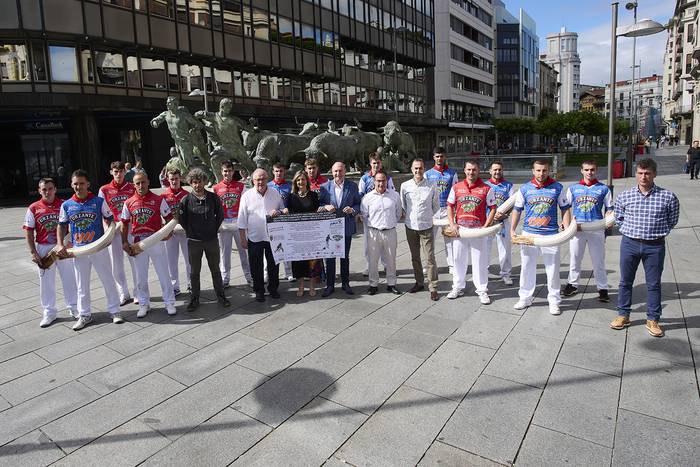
511,160,570,315
56,169,123,330
268,163,294,281
358,153,395,275
562,160,613,302
425,147,459,273
484,161,516,286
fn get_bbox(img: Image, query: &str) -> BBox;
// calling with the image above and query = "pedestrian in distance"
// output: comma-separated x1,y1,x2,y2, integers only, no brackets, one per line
510,159,571,315
686,140,700,180
238,168,285,302
361,170,403,296
121,172,177,318
23,178,78,327
56,170,123,330
610,158,679,337
178,168,229,311
400,158,440,300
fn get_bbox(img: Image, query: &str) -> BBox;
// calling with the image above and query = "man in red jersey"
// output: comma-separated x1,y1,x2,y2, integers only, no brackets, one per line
446,159,496,304
212,161,251,287
98,161,139,305
162,168,191,295
23,178,78,327
305,158,328,193
121,172,177,318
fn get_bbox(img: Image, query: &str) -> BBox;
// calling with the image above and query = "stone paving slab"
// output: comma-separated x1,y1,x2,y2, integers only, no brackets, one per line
0,150,698,465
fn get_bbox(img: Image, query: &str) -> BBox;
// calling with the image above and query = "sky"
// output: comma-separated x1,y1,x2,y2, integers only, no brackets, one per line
503,0,675,85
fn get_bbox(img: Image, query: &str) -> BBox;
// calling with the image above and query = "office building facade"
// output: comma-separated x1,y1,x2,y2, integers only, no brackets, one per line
0,0,436,198
541,27,580,113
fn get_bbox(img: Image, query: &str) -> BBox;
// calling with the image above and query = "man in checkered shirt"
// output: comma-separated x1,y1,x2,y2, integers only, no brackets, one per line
610,158,679,337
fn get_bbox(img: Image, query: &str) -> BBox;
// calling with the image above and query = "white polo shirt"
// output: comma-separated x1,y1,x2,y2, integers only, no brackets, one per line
400,177,439,231
361,189,402,230
237,187,284,242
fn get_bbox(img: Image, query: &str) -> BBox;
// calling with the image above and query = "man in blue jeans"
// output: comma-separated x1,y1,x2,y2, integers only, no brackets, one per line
611,158,679,337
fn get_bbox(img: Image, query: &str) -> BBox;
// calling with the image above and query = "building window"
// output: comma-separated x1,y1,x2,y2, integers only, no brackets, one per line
222,0,242,34
214,67,232,95
149,0,174,18
126,55,140,88
49,46,79,82
180,63,201,92
31,42,48,81
0,43,30,82
449,16,492,50
141,57,166,89
451,72,493,96
189,0,210,26
95,50,125,86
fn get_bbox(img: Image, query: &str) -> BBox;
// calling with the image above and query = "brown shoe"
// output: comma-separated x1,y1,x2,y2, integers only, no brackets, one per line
610,316,631,330
430,290,439,301
645,320,664,337
409,283,425,293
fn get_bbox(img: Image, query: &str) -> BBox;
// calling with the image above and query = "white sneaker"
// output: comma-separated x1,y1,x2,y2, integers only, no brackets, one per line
72,315,93,331
478,293,491,305
39,313,56,328
68,308,79,319
287,276,296,282
549,304,561,315
446,288,464,300
503,276,514,286
112,312,124,324
166,304,177,316
136,305,150,318
514,298,534,310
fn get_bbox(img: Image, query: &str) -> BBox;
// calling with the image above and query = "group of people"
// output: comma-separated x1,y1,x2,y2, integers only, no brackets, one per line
25,148,679,338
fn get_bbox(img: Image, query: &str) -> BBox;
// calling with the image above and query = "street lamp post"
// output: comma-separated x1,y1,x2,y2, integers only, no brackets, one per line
606,3,666,190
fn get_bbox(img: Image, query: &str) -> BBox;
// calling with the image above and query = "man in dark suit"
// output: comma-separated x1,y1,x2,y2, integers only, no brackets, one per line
320,161,361,297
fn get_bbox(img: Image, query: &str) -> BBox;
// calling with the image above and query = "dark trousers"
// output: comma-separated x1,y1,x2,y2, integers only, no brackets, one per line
617,236,665,321
325,236,352,288
689,159,700,179
249,240,279,294
188,238,224,299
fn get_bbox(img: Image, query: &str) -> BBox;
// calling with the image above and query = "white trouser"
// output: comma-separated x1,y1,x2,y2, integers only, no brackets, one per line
367,227,397,287
452,236,489,293
568,230,608,290
109,231,138,300
218,220,251,284
485,224,512,278
519,243,561,305
166,232,191,290
37,243,77,318
133,241,175,307
433,208,454,268
364,221,386,268
73,248,120,316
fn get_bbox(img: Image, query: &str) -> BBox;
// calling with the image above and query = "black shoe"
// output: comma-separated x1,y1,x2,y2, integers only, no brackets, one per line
218,296,231,307
255,292,265,302
563,284,578,297
321,287,335,297
409,283,425,293
386,285,401,295
269,290,280,299
342,284,354,295
367,286,378,295
186,298,199,312
598,289,610,303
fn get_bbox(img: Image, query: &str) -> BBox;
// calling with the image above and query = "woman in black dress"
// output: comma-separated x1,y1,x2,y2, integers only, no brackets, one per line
283,170,323,296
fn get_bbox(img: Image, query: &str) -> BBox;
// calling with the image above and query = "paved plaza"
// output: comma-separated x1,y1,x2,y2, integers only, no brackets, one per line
0,147,698,466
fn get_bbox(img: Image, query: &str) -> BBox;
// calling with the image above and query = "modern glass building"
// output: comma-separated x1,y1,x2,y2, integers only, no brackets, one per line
0,0,435,198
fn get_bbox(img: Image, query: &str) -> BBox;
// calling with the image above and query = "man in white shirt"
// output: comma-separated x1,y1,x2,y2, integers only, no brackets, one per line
238,169,285,302
361,170,403,295
401,158,440,300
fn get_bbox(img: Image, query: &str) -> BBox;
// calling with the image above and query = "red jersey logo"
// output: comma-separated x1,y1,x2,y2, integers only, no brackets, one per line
213,180,245,219
451,180,493,228
99,181,135,219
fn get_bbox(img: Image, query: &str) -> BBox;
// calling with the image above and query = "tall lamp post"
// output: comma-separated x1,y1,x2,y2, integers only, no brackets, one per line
606,3,665,190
